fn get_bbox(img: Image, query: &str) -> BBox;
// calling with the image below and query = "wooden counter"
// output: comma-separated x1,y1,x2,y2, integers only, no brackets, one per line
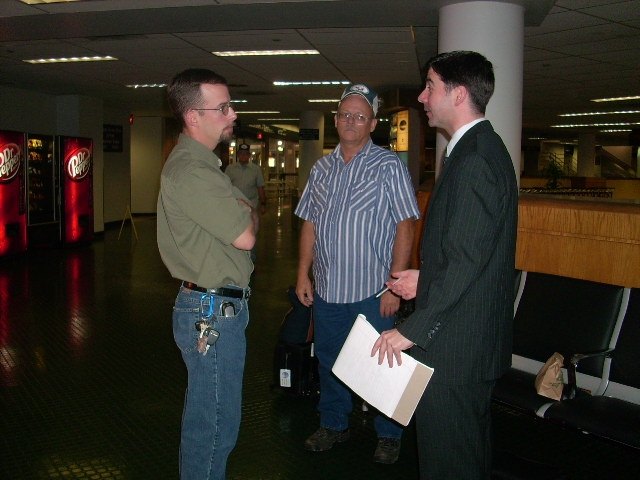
516,195,640,287
411,192,640,287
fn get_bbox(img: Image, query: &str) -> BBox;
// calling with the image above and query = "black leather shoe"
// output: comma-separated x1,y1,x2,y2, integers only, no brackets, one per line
373,437,401,464
304,427,350,452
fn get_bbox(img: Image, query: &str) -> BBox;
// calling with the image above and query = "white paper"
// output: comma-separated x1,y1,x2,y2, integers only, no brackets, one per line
332,314,434,426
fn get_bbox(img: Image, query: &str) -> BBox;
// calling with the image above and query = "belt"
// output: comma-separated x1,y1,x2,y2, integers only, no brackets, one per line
181,281,251,299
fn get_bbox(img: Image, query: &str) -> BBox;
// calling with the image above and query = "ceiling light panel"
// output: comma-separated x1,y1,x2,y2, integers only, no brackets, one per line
20,1,81,4
237,111,280,114
181,29,312,49
559,110,640,117
24,55,117,64
274,81,349,86
212,50,319,56
551,122,640,128
591,95,640,102
126,84,166,89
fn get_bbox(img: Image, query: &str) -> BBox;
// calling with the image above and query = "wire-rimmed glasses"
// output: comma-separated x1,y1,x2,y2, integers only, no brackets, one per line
336,111,371,124
193,102,233,115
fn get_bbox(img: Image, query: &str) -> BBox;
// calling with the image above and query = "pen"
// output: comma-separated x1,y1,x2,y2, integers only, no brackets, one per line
375,278,400,298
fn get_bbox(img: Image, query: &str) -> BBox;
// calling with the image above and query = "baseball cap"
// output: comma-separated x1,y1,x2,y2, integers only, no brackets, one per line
339,83,380,116
238,143,250,152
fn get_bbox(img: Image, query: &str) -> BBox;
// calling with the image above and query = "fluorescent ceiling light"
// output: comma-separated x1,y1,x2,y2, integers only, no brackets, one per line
600,129,632,133
236,111,280,114
24,55,117,64
559,110,640,117
309,99,340,103
20,1,80,4
231,99,247,103
274,81,349,86
213,50,319,57
126,84,166,89
257,118,300,121
551,122,640,128
591,95,640,103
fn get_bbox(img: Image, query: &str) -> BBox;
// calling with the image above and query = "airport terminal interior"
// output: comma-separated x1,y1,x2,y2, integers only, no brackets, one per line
1,198,638,480
1,1,639,479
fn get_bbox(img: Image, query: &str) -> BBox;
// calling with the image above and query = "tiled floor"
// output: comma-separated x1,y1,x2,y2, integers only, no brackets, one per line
1,198,638,479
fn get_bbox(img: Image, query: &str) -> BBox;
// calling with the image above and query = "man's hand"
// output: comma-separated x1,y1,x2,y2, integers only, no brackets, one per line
296,276,314,307
387,269,420,300
380,290,400,317
371,328,414,367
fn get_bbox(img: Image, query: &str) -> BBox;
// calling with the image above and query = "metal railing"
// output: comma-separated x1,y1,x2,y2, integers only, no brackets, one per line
520,187,614,198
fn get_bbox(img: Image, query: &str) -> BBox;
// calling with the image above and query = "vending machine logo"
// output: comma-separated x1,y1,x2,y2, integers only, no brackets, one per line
65,147,92,181
0,143,22,183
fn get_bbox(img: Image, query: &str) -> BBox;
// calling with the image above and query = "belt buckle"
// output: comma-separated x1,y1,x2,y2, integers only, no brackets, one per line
212,285,250,299
226,285,250,299
231,286,249,299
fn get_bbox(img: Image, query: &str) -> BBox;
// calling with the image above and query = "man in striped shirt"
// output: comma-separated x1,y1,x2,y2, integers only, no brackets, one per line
295,83,420,464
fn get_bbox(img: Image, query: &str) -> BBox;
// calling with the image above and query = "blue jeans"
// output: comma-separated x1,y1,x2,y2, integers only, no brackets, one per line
172,287,249,480
313,293,403,439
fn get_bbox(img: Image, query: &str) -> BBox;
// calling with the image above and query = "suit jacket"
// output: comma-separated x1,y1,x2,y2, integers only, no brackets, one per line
397,120,518,385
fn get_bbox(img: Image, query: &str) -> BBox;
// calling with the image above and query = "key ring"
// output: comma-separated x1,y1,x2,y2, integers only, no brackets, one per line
200,292,215,319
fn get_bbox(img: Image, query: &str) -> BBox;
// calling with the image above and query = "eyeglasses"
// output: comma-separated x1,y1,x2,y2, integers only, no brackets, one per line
193,102,233,115
336,111,371,124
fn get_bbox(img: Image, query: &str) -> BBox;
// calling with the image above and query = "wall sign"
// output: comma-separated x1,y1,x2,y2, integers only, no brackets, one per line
299,128,319,140
103,124,123,152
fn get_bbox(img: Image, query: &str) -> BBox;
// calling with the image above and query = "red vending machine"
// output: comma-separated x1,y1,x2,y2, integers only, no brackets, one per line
58,136,93,244
26,134,58,247
0,130,28,257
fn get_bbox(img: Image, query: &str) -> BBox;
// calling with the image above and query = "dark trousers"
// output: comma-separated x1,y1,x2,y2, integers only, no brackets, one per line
415,380,495,480
312,293,403,439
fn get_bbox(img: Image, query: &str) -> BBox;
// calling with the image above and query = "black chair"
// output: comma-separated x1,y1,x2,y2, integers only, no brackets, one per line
493,271,626,415
543,288,640,449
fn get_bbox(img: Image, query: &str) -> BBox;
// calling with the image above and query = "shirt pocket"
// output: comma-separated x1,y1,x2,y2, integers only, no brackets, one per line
348,179,378,214
310,181,331,219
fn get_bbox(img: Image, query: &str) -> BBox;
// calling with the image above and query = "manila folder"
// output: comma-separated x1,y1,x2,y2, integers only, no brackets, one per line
332,314,433,426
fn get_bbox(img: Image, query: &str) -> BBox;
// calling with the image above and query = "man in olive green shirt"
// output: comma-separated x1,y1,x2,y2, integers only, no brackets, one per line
157,68,257,480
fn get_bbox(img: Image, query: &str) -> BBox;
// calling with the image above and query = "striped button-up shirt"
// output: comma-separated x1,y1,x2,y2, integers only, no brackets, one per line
295,140,419,303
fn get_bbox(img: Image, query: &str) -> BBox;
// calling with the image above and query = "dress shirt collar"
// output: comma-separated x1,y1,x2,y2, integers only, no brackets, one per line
446,118,486,157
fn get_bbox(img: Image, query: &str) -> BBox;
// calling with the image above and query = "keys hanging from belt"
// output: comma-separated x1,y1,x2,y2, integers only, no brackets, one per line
196,293,220,355
195,320,219,354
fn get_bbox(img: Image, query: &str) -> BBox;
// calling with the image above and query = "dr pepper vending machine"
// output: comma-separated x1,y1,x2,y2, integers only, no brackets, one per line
0,130,28,257
58,136,93,244
26,133,58,247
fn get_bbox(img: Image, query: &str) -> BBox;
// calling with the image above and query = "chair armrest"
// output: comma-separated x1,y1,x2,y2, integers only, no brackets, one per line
565,348,614,399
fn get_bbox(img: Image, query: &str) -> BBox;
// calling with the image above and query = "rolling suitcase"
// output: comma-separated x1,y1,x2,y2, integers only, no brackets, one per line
273,286,318,396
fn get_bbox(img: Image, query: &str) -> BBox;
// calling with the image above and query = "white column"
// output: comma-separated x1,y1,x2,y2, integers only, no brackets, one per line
437,1,524,184
297,111,324,191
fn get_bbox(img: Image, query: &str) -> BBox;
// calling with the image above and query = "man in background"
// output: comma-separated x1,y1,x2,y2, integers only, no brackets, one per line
226,143,267,215
295,83,419,464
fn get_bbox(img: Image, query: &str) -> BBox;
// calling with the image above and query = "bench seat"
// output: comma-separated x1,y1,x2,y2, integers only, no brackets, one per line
541,288,640,449
493,271,626,416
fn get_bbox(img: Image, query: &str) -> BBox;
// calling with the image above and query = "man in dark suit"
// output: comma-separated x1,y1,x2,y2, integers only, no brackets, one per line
372,51,518,479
